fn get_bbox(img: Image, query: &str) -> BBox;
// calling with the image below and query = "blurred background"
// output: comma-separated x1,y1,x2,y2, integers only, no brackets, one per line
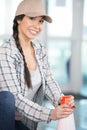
0,0,87,130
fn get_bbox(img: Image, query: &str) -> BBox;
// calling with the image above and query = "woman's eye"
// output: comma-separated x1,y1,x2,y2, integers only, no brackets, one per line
40,19,44,24
29,17,35,20
28,16,44,24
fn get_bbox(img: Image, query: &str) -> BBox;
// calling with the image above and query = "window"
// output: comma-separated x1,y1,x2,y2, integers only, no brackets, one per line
0,0,22,44
47,0,72,83
82,0,87,85
47,0,72,37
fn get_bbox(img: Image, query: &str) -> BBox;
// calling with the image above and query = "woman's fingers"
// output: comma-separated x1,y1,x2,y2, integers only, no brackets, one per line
51,104,74,120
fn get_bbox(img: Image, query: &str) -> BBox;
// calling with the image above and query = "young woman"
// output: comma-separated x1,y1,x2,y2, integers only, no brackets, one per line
0,0,75,130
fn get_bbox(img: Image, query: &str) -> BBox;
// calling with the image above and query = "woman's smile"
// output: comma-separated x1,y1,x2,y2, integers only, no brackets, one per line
28,28,39,36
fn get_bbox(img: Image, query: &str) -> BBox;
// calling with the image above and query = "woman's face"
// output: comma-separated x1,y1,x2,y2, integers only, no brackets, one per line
17,15,44,40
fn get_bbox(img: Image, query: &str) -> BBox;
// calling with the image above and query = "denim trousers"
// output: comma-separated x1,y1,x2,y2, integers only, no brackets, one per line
0,91,30,130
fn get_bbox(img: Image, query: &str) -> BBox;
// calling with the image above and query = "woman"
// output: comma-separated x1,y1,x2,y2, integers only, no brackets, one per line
0,0,75,130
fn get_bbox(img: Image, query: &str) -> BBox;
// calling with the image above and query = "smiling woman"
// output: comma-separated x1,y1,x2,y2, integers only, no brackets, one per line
0,0,75,130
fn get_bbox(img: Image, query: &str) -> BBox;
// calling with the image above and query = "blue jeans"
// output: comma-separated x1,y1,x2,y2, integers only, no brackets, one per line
0,91,30,130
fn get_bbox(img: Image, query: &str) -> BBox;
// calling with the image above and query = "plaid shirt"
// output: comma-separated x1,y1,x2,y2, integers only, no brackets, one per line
0,37,62,127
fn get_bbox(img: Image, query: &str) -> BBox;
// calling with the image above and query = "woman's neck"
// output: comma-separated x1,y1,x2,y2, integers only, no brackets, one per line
19,35,32,49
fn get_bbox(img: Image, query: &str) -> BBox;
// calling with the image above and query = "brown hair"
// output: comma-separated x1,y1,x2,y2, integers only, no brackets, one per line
13,15,32,88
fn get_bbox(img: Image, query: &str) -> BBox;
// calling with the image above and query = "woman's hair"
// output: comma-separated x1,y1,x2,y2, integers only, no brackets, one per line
13,15,32,88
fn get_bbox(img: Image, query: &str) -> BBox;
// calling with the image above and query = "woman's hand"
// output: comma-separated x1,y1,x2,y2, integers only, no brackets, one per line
50,95,76,120
50,104,73,120
65,95,76,108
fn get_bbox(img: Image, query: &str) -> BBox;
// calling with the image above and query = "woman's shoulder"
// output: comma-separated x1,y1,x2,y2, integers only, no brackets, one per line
0,37,22,61
33,39,47,52
0,37,17,51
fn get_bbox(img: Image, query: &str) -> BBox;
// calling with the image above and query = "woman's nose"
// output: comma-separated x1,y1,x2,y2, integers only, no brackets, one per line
34,21,40,28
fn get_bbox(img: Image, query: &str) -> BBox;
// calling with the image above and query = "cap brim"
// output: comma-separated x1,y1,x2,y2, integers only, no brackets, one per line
43,15,52,23
25,13,52,23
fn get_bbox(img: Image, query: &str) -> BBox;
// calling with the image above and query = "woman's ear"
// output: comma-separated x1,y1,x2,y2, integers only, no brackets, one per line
17,20,21,24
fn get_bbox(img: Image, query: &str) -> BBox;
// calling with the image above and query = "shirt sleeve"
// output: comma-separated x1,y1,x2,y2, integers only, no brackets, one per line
0,47,51,122
41,45,63,107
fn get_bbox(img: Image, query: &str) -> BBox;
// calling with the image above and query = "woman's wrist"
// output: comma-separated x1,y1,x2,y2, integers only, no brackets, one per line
50,109,56,120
